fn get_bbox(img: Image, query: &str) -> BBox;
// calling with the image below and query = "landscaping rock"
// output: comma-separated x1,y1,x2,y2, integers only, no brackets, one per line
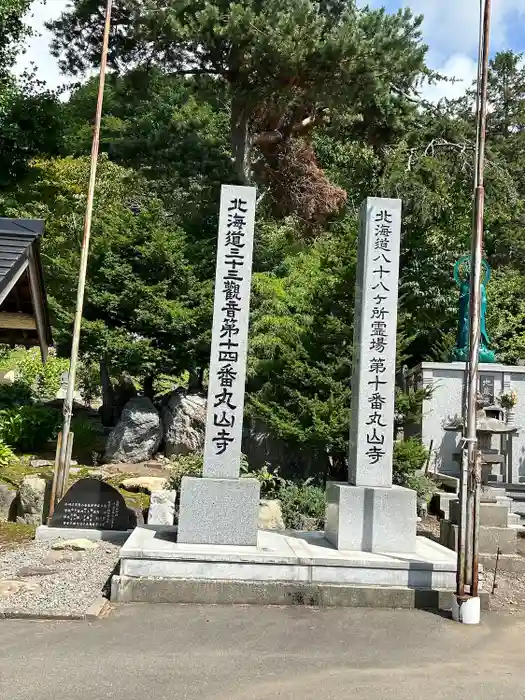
17,476,47,526
258,500,285,530
162,390,206,457
51,539,99,551
42,550,84,565
104,396,163,464
0,580,41,598
17,566,59,577
29,459,53,469
0,485,16,521
120,477,168,494
148,490,176,525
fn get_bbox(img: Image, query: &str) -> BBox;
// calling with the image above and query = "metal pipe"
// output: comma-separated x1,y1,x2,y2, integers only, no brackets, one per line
53,0,113,509
470,0,492,599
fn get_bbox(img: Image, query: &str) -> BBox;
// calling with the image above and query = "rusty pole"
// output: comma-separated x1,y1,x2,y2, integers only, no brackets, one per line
469,0,492,600
51,0,113,510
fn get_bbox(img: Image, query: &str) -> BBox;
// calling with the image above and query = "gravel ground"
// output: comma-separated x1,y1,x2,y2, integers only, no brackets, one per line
0,540,119,616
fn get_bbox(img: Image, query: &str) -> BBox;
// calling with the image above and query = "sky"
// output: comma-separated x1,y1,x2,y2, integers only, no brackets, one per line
14,0,525,101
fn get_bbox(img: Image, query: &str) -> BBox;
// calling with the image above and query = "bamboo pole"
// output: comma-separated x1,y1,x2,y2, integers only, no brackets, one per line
52,0,113,511
469,0,492,600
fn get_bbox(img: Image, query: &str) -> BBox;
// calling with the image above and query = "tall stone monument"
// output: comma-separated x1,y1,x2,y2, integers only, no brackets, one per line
325,197,417,553
177,185,260,546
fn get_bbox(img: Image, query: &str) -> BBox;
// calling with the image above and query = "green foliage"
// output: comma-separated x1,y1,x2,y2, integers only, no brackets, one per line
0,382,32,408
50,1,428,220
76,362,102,406
392,438,429,485
0,405,61,451
14,348,69,402
394,386,432,434
403,472,437,505
4,1,525,488
278,481,326,529
167,453,204,491
70,416,98,454
0,440,17,469
1,156,206,382
240,462,285,499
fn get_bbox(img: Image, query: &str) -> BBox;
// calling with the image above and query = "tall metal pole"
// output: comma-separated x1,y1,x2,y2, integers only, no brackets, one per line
469,0,492,599
49,0,113,514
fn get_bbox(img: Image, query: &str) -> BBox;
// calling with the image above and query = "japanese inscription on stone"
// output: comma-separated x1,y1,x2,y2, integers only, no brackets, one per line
49,478,135,530
348,198,402,488
203,185,257,479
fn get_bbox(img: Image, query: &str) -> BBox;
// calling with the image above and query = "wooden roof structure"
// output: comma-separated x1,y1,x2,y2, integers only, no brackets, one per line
0,218,52,362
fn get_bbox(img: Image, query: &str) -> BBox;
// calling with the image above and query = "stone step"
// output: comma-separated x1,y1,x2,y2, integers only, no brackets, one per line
441,520,517,555
506,493,525,502
479,553,525,573
111,575,491,611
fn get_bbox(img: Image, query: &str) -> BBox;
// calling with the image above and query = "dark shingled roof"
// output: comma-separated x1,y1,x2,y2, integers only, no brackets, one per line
0,219,45,292
0,218,52,358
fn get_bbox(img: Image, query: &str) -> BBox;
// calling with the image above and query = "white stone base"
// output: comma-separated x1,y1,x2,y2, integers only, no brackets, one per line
177,476,260,546
36,525,133,543
117,526,457,590
325,482,417,553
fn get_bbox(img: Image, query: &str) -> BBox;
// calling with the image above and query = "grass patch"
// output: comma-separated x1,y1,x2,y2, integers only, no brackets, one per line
0,460,36,488
119,489,150,511
0,522,35,549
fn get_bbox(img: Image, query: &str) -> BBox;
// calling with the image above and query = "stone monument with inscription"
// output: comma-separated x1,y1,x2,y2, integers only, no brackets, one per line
113,193,457,607
177,185,260,546
325,197,417,553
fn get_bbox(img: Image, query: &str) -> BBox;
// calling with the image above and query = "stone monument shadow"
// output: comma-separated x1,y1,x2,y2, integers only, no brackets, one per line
437,429,459,476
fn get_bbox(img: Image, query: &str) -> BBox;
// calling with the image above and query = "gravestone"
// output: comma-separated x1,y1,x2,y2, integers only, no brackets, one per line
325,197,417,553
177,185,260,546
49,478,136,530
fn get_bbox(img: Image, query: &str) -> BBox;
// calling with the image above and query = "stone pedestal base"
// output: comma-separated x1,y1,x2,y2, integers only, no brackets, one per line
177,477,260,546
325,483,417,553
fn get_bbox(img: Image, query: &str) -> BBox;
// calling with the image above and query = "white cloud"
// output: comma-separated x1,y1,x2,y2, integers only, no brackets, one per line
14,0,70,90
421,54,478,102
405,0,525,65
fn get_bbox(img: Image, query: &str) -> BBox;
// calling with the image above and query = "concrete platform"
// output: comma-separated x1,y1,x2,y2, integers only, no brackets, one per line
36,525,133,544
112,526,458,606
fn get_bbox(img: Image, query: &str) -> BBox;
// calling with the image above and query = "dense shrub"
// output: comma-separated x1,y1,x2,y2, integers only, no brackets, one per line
167,453,204,490
0,440,17,469
70,415,98,453
278,481,326,529
0,382,33,408
15,348,69,402
392,438,428,484
0,405,61,451
240,461,284,499
392,438,436,504
77,362,102,406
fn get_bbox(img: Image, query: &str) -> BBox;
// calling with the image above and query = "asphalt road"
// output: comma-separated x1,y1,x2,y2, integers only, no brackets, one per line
1,605,524,700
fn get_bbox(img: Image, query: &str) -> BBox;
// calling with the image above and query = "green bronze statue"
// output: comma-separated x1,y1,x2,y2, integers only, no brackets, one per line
451,255,496,363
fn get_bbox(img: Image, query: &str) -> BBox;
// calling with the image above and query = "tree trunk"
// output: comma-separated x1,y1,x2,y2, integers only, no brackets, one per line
231,95,252,185
188,369,200,394
99,358,115,427
143,375,154,400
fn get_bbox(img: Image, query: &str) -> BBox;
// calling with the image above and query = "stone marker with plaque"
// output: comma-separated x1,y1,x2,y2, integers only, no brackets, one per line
49,478,136,530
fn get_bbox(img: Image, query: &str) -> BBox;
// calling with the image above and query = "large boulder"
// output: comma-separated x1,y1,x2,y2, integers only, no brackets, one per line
0,484,16,521
17,476,47,525
104,397,162,464
162,390,206,457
